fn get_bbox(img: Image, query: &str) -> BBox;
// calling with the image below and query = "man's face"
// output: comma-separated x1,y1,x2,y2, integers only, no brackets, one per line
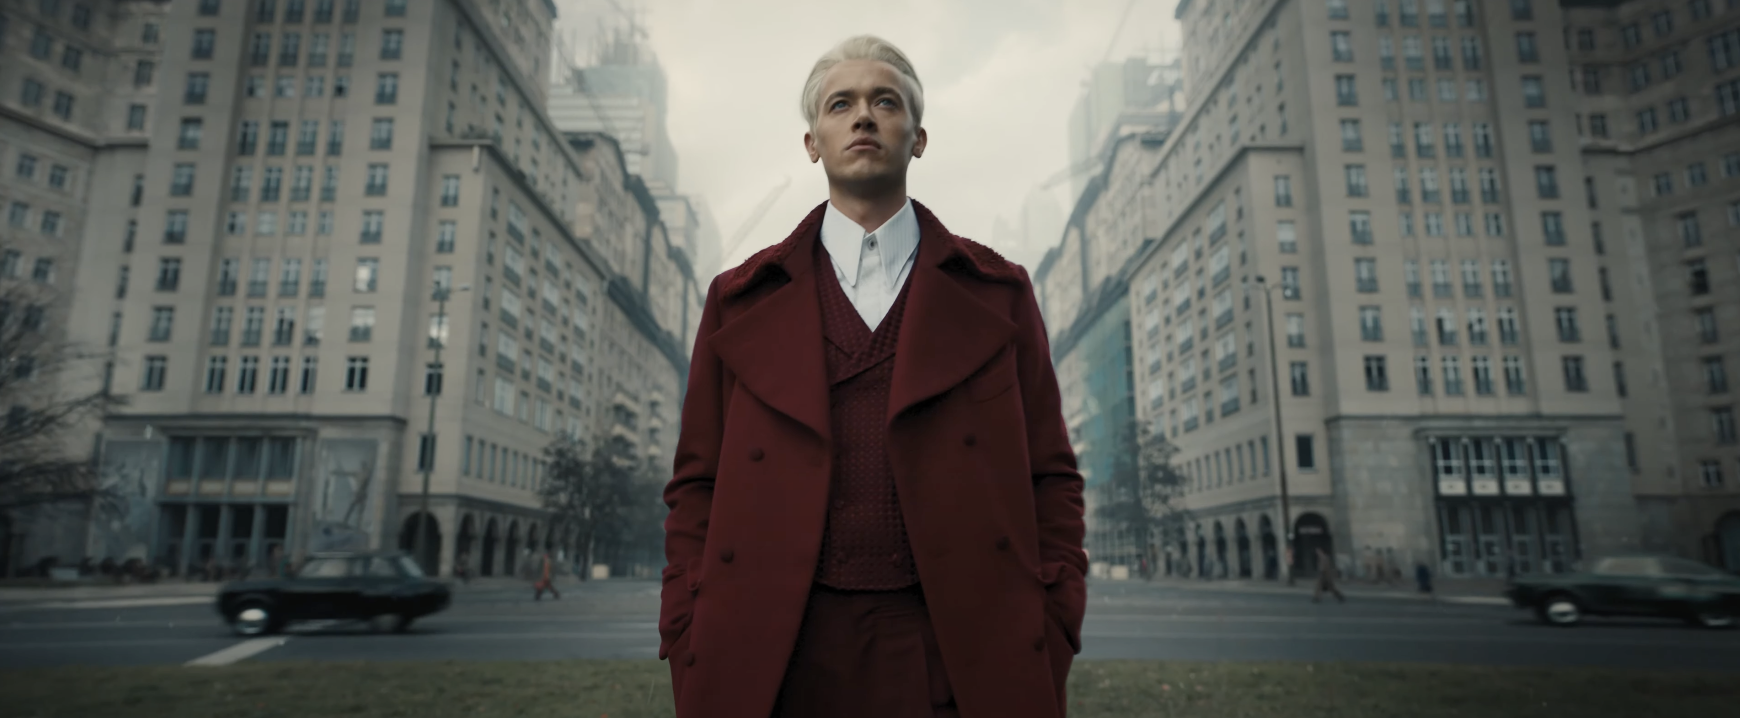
804,59,927,192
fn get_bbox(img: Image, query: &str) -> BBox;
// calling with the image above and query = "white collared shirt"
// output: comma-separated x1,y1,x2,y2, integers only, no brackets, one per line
819,198,921,332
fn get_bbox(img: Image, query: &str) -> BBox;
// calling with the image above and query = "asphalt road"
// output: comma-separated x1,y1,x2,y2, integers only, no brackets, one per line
1,579,1736,671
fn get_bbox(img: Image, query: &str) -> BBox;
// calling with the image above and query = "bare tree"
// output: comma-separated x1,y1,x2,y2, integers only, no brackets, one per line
539,433,663,580
0,259,123,515
1093,416,1191,577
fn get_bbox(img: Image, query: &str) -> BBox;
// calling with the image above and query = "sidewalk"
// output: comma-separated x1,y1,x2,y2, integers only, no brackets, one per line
1129,575,1512,604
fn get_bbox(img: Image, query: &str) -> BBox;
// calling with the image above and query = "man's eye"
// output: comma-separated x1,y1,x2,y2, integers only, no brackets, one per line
831,100,848,110
878,98,896,107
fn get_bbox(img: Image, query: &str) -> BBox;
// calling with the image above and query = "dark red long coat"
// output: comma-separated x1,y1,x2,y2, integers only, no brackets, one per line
660,200,1088,718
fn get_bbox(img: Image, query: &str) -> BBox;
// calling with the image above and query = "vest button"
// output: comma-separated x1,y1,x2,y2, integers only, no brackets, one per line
685,652,697,666
963,433,977,447
890,552,902,564
995,536,1010,551
720,549,734,563
1033,637,1046,652
749,448,764,461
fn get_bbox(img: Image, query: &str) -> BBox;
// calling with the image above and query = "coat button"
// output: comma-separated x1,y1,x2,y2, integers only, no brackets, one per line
963,433,976,446
685,652,696,666
1033,637,1046,651
890,552,902,565
749,448,764,461
720,549,734,563
995,536,1011,551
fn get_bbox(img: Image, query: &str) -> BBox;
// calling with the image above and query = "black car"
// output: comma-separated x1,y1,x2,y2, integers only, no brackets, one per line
216,551,451,636
1504,554,1740,629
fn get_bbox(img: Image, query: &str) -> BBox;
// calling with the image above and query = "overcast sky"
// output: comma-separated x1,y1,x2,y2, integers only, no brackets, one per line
556,0,1182,274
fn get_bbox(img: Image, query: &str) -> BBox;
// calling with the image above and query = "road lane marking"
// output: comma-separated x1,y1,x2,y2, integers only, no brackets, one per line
186,638,288,666
1,597,213,611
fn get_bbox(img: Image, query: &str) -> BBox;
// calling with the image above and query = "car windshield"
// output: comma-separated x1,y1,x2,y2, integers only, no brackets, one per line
298,558,350,578
396,556,425,578
1591,557,1661,576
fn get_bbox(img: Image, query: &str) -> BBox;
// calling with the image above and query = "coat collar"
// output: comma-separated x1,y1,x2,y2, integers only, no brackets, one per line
708,200,1024,441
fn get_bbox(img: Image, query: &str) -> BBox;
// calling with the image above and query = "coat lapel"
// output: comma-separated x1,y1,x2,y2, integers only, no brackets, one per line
708,200,1021,440
887,207,1017,424
707,211,831,443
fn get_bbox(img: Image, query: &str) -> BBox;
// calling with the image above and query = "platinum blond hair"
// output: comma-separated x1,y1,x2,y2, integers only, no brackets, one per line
800,35,925,131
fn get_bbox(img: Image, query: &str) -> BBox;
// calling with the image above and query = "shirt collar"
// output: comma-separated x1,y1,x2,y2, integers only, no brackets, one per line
820,198,920,290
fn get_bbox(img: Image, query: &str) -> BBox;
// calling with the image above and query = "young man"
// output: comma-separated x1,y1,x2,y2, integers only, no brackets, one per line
659,35,1087,718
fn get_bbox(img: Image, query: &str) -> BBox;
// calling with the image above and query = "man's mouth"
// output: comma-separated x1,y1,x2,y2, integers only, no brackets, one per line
846,139,880,152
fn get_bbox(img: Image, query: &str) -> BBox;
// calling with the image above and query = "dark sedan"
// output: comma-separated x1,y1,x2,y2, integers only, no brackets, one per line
1505,554,1740,629
215,551,452,636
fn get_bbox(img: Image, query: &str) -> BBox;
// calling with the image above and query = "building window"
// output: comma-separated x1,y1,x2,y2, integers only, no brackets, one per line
440,175,460,206
1689,259,1709,295
1503,356,1526,394
1286,314,1306,348
156,258,182,291
1706,357,1730,394
148,307,175,342
1442,356,1464,395
1549,259,1573,294
1354,258,1378,292
1364,356,1389,391
361,210,384,243
1702,461,1726,488
344,356,369,391
375,72,398,103
170,164,196,196
1554,307,1581,342
1289,361,1309,396
1472,356,1494,395
1274,176,1293,206
1335,75,1358,105
1345,165,1368,196
1295,434,1316,470
354,258,379,293
1714,407,1737,444
365,164,388,195
141,356,167,391
204,357,227,394
436,221,457,253
236,356,260,394
349,306,374,341
1562,356,1588,392
370,118,393,149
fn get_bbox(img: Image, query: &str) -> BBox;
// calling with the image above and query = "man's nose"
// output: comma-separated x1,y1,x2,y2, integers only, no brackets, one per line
852,102,877,130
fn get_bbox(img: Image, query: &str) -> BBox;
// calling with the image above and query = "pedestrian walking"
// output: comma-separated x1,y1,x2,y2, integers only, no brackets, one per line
453,550,471,585
1415,562,1434,595
533,550,560,601
1311,547,1345,603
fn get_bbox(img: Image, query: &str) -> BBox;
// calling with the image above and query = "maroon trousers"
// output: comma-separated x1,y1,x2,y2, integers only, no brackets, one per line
770,584,958,718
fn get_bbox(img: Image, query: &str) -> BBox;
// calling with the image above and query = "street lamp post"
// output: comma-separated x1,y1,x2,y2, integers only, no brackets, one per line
414,283,466,576
1250,275,1295,586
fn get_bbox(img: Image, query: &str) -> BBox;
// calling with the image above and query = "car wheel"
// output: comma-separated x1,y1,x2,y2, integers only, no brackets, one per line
1537,593,1583,627
230,601,279,636
372,613,413,633
1689,609,1735,629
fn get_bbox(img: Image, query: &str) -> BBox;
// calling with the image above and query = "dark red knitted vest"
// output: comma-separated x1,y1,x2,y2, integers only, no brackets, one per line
812,238,919,590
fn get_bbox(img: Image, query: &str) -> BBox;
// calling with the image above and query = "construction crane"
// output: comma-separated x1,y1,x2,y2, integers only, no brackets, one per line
720,176,792,263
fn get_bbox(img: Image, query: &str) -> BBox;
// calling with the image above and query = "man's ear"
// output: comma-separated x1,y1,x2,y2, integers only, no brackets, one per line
912,126,927,159
804,131,820,163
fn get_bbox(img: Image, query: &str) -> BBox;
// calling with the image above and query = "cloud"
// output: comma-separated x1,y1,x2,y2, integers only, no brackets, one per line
557,0,1181,271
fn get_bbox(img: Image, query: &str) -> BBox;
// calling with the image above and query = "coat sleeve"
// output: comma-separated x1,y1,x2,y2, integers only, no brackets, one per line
1010,266,1089,654
660,275,726,661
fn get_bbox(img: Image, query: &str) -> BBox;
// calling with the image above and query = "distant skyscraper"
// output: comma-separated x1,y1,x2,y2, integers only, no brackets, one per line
1065,56,1184,202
